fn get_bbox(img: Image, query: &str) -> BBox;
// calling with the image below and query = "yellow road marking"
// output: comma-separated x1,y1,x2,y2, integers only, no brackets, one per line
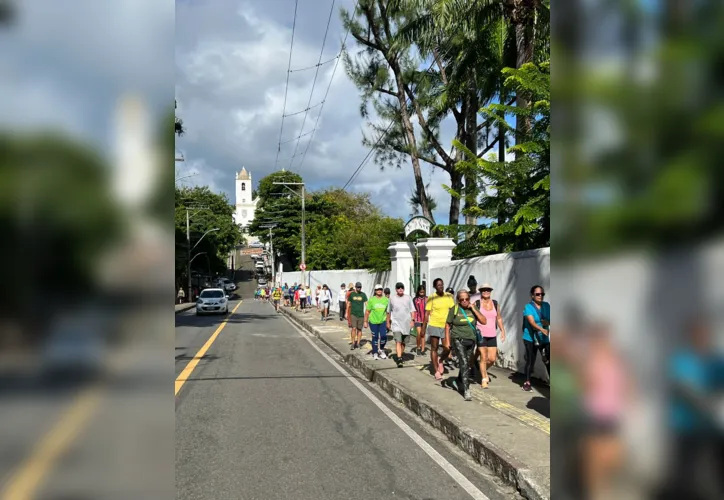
175,300,242,395
1,386,102,500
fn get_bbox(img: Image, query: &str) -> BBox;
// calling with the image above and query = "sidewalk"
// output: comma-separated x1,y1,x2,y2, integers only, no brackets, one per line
175,302,195,314
280,306,550,500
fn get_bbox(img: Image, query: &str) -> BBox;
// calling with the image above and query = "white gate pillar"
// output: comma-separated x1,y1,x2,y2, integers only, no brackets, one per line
388,242,416,291
417,238,456,295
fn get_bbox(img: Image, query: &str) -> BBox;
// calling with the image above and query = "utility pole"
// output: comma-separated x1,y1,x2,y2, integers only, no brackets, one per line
181,205,210,301
260,224,277,285
272,181,306,286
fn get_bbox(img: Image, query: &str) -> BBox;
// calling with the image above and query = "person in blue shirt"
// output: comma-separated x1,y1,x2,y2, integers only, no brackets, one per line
522,285,550,392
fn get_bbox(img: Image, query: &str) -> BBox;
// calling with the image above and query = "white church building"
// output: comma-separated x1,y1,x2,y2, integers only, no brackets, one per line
233,168,260,245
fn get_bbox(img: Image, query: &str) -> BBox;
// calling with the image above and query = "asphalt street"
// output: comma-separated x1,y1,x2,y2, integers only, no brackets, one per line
175,261,518,500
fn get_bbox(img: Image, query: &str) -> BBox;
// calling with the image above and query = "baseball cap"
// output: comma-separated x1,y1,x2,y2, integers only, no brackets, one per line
374,283,383,290
395,282,405,289
355,282,362,288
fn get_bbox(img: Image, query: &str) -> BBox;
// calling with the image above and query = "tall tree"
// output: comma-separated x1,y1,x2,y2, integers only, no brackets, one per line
175,186,243,290
342,0,435,222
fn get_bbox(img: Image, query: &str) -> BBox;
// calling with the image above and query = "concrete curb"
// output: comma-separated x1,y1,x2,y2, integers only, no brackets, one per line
281,307,547,500
175,304,195,314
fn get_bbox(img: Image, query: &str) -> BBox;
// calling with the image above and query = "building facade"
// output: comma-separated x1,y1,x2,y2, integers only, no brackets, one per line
233,168,260,245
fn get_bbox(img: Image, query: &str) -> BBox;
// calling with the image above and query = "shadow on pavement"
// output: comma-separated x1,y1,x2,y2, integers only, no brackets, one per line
526,396,550,418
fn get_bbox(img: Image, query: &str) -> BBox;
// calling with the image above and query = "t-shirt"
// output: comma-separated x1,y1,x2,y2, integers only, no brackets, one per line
272,290,282,300
446,306,479,341
425,293,455,328
320,289,332,302
339,288,347,302
348,291,367,317
413,296,426,323
366,296,390,325
298,288,307,299
522,301,550,344
389,294,415,333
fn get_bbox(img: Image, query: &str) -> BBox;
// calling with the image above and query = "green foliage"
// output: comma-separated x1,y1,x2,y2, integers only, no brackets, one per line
175,186,243,287
447,61,550,258
0,132,122,329
250,174,404,272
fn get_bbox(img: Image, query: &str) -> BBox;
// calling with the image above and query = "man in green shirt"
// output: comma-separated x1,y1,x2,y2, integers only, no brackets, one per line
346,282,368,350
364,284,390,360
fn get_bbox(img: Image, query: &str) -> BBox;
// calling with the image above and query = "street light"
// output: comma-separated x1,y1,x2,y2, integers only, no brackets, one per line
187,227,219,300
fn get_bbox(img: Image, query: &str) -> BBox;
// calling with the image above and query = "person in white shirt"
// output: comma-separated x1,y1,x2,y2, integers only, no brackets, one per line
319,284,333,321
338,283,347,321
388,282,416,368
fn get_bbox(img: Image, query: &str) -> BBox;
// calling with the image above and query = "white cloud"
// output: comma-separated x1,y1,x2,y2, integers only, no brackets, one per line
175,0,458,222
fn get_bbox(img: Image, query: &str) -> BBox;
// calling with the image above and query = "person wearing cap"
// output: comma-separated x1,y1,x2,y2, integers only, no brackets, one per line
319,284,332,321
423,278,455,380
384,287,391,299
338,283,347,321
364,284,390,360
346,282,367,350
388,282,415,367
472,283,506,388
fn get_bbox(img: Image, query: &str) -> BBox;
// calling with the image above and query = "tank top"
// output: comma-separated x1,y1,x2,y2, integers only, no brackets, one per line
413,296,426,323
477,302,497,338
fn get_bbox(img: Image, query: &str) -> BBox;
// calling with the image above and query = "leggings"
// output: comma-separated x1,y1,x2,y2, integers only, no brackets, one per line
453,338,476,394
339,301,346,320
524,339,550,381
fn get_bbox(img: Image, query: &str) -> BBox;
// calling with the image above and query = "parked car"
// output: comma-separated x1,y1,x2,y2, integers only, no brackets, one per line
258,278,267,287
196,288,229,315
42,319,106,378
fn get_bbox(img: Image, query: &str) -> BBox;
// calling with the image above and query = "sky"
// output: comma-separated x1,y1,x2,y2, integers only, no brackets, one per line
175,0,455,224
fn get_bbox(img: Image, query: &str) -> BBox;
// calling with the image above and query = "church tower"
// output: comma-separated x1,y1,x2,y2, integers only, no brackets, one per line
234,167,258,228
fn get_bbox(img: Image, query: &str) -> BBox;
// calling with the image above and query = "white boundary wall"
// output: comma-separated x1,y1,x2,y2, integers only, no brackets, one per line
429,248,550,379
277,269,391,312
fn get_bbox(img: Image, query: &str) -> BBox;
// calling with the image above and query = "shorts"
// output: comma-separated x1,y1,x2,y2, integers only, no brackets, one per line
350,315,364,330
274,299,280,305
414,322,422,328
426,326,445,339
477,336,497,348
393,330,410,344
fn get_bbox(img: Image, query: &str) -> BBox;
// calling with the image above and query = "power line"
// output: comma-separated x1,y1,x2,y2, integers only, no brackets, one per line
289,0,338,170
274,0,300,167
283,100,324,118
289,55,339,73
295,0,360,173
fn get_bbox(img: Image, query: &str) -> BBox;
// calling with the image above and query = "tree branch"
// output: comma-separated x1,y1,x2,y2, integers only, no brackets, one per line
432,48,463,124
374,86,397,97
350,30,383,53
477,136,500,158
402,82,454,165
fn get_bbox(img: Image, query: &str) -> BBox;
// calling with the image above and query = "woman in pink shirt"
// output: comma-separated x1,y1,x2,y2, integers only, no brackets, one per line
412,285,427,355
473,284,506,388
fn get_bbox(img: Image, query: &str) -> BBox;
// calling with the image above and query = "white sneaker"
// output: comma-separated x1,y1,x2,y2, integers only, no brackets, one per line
372,353,379,360
379,351,387,359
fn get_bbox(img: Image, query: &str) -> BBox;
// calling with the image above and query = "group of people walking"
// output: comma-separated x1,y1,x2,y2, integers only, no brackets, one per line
338,276,550,401
266,276,550,402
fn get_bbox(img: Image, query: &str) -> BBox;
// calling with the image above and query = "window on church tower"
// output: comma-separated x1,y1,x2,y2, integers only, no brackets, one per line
241,184,246,191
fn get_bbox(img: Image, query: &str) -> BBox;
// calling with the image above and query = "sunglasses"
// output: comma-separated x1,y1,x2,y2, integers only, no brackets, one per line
480,288,492,292
459,297,470,302
534,292,545,297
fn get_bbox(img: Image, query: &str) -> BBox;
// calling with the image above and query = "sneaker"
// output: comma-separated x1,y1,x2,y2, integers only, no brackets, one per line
350,343,355,351
464,391,472,401
379,351,387,360
523,381,532,392
396,358,403,368
373,353,379,360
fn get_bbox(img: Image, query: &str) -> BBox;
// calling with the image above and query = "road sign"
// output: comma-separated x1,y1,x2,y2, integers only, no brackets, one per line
299,263,306,271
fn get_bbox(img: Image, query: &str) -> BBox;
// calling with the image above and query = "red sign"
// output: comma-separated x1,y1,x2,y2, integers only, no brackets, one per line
299,263,306,271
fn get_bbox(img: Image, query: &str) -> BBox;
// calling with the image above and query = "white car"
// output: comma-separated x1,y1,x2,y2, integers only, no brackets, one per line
196,288,229,315
42,321,106,378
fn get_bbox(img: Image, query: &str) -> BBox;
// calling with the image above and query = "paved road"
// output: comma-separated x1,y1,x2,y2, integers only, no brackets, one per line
176,262,517,500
